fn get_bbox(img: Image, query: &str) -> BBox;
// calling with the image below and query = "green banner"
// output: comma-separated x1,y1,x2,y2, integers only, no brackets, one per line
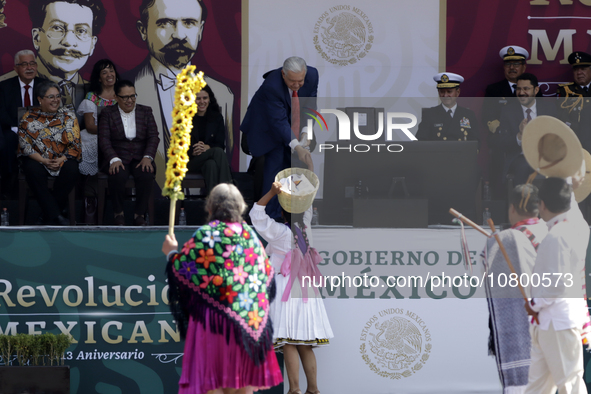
0,228,203,393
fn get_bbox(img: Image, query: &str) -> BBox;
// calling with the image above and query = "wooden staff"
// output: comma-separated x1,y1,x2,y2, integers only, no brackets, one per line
168,197,177,237
449,208,491,237
449,208,540,324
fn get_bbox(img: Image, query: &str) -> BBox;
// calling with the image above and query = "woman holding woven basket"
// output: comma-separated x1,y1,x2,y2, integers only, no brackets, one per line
249,170,333,394
162,183,282,394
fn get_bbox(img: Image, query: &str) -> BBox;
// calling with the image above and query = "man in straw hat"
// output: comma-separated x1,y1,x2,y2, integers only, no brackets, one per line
482,184,546,393
523,178,588,394
415,72,478,142
520,116,590,394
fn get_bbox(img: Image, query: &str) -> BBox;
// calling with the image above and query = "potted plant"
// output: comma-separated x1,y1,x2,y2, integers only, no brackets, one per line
0,332,73,393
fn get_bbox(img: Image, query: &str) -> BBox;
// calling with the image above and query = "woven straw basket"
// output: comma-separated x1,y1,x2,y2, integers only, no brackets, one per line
275,168,319,214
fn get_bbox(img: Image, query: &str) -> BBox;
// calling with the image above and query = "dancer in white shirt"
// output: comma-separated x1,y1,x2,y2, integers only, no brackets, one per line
250,181,333,394
524,177,588,394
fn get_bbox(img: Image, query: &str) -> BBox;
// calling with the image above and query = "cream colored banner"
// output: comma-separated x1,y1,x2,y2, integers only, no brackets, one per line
287,227,503,393
247,0,440,98
245,0,441,181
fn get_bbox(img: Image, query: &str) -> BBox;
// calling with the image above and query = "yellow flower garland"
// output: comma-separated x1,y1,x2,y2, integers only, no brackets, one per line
162,65,206,201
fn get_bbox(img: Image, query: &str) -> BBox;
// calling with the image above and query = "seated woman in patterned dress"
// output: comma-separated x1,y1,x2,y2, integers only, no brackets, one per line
18,81,81,225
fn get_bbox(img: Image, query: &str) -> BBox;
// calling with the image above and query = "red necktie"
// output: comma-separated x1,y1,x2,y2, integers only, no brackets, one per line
291,90,300,139
526,108,532,121
24,85,31,107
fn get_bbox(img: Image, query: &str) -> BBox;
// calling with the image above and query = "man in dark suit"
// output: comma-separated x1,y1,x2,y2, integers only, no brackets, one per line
493,73,557,187
483,46,534,199
241,56,315,218
483,46,533,130
0,49,45,198
98,80,159,226
416,72,479,142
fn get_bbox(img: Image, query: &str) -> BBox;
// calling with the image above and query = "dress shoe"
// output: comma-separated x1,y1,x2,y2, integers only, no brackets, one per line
51,215,70,226
114,214,125,226
84,197,97,225
134,215,146,226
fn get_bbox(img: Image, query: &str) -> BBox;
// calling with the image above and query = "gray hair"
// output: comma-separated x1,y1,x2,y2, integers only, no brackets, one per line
205,183,247,223
282,56,307,74
37,80,60,99
14,50,35,65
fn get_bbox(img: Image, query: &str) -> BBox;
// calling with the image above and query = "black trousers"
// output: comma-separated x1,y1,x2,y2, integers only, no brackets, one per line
107,159,155,215
0,130,18,197
187,147,233,193
20,157,79,221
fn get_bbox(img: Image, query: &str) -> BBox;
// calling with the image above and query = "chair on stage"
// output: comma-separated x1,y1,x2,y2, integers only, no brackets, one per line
96,172,155,225
181,173,207,196
171,173,207,224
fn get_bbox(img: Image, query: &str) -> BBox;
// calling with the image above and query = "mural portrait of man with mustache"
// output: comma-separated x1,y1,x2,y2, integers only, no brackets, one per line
125,0,234,189
0,0,105,107
16,0,104,107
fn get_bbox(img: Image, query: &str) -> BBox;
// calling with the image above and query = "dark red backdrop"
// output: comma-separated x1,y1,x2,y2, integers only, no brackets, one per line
447,0,591,97
0,0,242,166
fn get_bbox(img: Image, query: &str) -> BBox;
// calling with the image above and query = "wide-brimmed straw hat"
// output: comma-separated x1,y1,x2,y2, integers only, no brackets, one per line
522,116,583,178
275,168,319,214
575,149,591,202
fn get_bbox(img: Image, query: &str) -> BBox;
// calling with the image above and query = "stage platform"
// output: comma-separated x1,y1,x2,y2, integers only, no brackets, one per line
1,226,591,393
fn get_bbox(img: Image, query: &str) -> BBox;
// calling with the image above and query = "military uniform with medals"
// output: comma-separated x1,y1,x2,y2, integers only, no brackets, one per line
556,52,591,152
416,73,479,142
483,46,531,199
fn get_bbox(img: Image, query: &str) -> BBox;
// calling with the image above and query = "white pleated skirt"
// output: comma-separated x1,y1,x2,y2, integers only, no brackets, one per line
270,272,334,350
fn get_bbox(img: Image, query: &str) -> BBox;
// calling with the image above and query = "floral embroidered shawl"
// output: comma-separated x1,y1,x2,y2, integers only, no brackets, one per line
167,220,275,364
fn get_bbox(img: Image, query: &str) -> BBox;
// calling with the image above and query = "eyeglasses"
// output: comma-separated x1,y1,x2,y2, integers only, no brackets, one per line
504,62,524,68
117,94,138,101
40,23,92,42
43,94,62,100
16,61,37,68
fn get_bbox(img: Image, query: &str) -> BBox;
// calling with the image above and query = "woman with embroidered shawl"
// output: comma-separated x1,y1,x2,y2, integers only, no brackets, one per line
162,183,282,394
249,181,333,394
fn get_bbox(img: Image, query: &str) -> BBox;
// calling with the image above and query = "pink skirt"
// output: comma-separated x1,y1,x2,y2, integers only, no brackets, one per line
179,314,283,394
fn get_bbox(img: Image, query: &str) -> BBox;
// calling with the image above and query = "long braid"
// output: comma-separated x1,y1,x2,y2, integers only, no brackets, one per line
283,210,309,252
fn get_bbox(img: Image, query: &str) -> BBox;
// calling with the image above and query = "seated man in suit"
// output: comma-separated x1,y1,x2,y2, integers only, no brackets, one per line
416,72,479,142
0,49,45,198
492,72,556,186
241,56,314,219
98,80,159,226
483,46,536,199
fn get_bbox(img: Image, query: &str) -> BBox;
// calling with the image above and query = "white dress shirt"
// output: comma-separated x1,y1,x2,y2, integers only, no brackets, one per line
530,210,587,331
109,106,139,166
442,103,457,118
19,78,34,107
11,79,35,133
118,105,137,140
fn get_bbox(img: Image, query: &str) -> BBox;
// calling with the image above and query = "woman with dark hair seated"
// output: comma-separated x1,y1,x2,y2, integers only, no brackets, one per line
188,85,233,193
18,81,81,225
77,59,119,223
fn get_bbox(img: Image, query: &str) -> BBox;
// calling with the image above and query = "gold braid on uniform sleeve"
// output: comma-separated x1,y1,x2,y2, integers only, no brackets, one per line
560,85,584,122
